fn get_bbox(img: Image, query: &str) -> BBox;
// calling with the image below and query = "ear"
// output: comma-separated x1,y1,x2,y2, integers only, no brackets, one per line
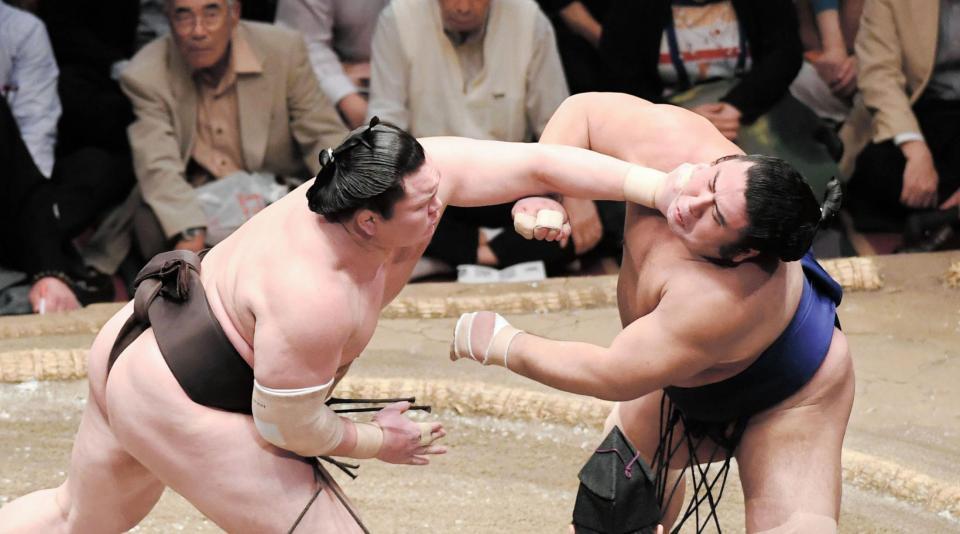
229,0,242,21
354,209,379,238
730,248,760,263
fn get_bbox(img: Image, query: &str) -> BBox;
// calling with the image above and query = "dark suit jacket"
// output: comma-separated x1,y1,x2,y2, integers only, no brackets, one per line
596,0,802,123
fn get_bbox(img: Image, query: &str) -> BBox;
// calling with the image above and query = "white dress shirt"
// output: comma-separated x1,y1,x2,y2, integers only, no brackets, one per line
0,3,60,178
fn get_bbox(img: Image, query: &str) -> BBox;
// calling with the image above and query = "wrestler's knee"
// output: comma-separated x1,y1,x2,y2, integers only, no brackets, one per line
754,511,837,534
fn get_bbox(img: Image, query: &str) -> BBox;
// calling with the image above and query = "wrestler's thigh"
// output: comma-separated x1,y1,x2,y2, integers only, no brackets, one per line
617,391,722,469
105,332,362,533
61,392,165,532
736,330,854,532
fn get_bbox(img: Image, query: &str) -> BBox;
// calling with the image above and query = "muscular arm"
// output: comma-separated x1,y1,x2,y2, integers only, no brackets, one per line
426,136,633,208
250,287,362,456
504,286,748,402
539,93,741,164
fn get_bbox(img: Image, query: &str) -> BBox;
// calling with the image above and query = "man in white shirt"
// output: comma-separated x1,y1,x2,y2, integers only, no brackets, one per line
370,0,619,275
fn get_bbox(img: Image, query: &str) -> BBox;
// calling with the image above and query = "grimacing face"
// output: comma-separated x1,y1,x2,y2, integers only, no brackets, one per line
377,159,442,246
167,0,240,71
662,158,754,261
438,0,492,33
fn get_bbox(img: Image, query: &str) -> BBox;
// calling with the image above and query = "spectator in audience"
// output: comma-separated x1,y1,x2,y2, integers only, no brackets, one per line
840,0,960,248
137,0,172,50
571,0,835,196
84,0,347,275
369,0,620,276
241,0,278,22
275,0,389,129
38,0,139,155
536,0,610,95
790,0,863,125
0,2,120,314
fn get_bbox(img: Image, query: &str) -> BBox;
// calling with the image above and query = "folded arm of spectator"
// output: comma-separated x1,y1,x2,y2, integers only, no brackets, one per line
285,35,351,173
366,5,411,129
719,0,803,124
8,14,60,178
854,0,921,145
855,0,934,208
120,68,206,239
558,1,602,49
809,6,857,97
527,10,570,141
275,0,367,128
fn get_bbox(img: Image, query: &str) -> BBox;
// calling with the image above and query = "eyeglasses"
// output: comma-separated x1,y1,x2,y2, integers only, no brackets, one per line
170,5,228,34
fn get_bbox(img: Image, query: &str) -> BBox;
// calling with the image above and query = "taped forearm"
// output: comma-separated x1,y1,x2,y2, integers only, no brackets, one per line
252,380,384,459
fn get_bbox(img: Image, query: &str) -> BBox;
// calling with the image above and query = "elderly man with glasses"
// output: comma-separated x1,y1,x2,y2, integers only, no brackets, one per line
85,0,348,276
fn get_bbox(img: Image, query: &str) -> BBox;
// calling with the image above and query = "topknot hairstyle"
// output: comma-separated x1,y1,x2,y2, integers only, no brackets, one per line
306,117,426,223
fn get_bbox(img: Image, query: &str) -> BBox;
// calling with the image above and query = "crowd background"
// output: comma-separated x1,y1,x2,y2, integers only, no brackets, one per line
1,0,958,315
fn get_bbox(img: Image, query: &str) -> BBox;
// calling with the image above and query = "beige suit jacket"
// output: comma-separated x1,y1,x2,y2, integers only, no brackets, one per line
838,0,939,178
121,21,348,237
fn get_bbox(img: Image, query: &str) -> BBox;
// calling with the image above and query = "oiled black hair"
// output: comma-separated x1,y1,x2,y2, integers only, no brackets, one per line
715,155,841,264
306,117,425,223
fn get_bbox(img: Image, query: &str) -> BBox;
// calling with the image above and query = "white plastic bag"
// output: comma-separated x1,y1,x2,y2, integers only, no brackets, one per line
195,171,289,244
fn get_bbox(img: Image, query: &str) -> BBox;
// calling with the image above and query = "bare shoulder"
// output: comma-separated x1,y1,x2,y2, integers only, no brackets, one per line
245,255,356,386
658,261,775,348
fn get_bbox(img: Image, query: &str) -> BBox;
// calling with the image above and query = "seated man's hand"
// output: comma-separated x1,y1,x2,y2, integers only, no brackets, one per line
343,61,371,90
563,197,602,255
29,276,80,314
940,188,960,210
511,196,571,246
829,55,858,98
374,401,446,465
900,141,939,209
691,102,741,141
337,92,368,129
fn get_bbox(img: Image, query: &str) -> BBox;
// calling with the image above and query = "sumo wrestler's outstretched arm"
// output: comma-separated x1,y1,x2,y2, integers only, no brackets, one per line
250,286,444,464
422,137,669,211
450,283,751,402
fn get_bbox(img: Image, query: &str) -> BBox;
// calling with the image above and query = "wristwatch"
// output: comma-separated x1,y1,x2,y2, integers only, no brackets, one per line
176,226,205,243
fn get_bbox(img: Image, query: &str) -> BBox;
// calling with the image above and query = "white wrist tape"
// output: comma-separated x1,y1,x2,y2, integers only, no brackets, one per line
351,421,384,459
252,379,383,459
453,312,524,369
623,165,667,208
513,209,563,239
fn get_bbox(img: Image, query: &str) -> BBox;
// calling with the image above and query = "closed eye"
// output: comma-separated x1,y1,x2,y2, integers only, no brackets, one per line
710,171,727,227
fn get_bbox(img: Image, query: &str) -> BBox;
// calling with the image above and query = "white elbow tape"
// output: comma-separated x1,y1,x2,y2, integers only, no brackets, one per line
513,209,563,239
623,165,667,208
252,379,383,459
453,312,524,369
